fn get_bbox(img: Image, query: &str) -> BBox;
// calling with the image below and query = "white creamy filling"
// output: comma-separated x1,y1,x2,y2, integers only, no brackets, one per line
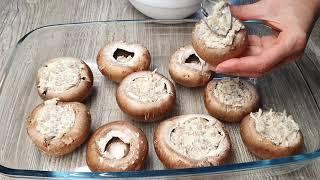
213,78,251,107
36,99,75,139
170,117,225,160
197,1,244,48
126,75,168,103
96,130,132,159
251,109,300,147
116,55,133,63
38,58,84,93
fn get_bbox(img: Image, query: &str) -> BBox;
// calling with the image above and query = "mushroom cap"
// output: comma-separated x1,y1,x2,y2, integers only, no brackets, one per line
26,101,91,156
204,79,259,123
86,121,148,172
36,57,94,102
192,22,248,66
154,114,231,169
240,114,304,159
116,71,176,122
97,41,151,83
168,45,213,87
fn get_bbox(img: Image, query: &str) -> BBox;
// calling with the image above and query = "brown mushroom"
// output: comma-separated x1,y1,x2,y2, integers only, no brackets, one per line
240,109,304,159
204,78,259,123
168,45,213,87
154,114,231,169
97,41,151,83
191,1,248,66
116,71,176,122
36,57,93,102
86,121,148,172
26,99,91,156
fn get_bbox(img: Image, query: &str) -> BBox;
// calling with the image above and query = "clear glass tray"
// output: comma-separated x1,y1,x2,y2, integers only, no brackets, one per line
0,19,320,179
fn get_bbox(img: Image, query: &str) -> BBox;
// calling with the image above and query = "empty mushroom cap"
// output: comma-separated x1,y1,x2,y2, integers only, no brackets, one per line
240,110,304,159
86,121,148,172
204,78,259,123
154,114,231,169
36,57,94,102
97,41,151,83
169,45,213,87
116,71,176,122
27,99,91,156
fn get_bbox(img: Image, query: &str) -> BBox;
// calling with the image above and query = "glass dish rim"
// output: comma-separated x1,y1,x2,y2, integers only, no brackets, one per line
1,19,319,178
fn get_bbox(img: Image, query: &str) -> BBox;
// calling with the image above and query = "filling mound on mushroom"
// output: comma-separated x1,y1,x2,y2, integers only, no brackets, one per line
195,0,244,48
126,75,168,103
213,78,252,107
113,48,135,63
251,109,301,147
96,130,132,160
35,99,75,139
38,58,84,93
169,117,225,160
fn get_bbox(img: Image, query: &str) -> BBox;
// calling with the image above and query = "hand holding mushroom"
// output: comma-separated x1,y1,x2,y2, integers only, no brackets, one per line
210,0,320,77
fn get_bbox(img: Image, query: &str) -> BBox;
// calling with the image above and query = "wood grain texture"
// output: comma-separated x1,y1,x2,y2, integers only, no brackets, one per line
0,0,320,179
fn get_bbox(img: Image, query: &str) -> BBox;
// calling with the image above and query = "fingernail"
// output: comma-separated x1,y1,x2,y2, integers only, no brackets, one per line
216,63,229,73
215,65,225,73
210,66,217,71
216,60,238,73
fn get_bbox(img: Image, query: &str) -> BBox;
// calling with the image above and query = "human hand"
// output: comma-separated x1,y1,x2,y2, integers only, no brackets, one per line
211,0,320,77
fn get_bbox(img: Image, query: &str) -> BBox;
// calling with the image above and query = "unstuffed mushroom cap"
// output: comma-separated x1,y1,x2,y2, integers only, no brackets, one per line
86,121,148,172
97,41,151,83
168,45,213,87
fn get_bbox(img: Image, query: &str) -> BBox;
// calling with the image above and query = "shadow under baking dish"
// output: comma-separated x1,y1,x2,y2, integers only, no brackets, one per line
0,19,320,179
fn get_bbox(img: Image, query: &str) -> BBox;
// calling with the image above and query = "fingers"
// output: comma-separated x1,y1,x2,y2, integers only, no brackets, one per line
215,56,268,77
244,45,262,56
214,32,297,77
248,35,262,46
248,35,277,47
261,36,277,48
230,1,266,21
244,35,276,56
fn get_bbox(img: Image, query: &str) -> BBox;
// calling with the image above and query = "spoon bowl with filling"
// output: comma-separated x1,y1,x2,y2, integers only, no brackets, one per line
192,0,248,66
116,71,176,122
169,45,212,87
86,121,148,172
154,114,231,168
204,77,259,123
240,109,304,159
26,99,91,156
36,57,94,102
97,41,151,83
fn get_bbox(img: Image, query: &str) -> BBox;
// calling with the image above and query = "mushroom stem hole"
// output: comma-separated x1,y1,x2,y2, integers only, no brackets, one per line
104,137,130,159
42,89,47,95
113,48,135,60
185,54,200,64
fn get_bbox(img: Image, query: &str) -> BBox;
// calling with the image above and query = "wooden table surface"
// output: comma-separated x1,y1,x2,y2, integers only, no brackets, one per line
0,0,319,179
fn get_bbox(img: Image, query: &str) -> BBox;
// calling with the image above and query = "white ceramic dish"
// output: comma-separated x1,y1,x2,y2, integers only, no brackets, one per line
129,0,202,19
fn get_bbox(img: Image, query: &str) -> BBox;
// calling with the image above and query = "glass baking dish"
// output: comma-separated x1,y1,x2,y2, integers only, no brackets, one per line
0,19,320,179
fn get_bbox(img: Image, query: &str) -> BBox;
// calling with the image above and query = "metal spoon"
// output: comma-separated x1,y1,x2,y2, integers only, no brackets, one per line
201,0,232,36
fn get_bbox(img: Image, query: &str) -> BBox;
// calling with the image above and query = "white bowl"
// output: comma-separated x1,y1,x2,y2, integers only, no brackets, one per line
129,0,202,19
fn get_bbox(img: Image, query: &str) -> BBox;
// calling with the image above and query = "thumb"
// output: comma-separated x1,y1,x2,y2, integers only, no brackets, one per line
230,1,265,21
